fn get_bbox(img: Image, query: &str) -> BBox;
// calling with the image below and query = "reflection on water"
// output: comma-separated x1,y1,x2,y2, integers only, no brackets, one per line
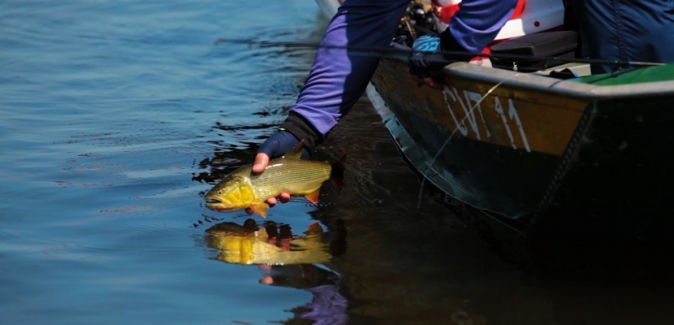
262,264,349,325
197,97,501,324
205,219,334,265
204,218,349,324
200,96,674,325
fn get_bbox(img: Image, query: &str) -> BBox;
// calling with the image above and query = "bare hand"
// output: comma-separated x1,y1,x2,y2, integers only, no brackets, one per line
245,152,291,215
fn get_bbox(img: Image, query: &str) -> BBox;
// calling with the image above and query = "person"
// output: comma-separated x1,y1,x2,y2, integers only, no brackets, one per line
567,0,674,74
247,0,519,211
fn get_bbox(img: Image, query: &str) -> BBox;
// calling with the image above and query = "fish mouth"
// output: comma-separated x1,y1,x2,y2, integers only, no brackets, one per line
205,198,224,211
205,198,233,212
205,198,222,204
205,204,226,212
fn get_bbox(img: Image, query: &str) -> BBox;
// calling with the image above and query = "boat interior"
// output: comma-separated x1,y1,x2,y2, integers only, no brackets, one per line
400,0,594,78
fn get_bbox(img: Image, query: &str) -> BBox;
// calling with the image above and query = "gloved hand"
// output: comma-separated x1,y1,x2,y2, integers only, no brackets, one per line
257,128,311,161
249,129,308,212
408,34,451,81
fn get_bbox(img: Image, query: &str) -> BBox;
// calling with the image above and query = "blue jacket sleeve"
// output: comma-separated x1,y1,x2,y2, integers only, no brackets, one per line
568,0,674,74
445,0,519,53
281,0,517,145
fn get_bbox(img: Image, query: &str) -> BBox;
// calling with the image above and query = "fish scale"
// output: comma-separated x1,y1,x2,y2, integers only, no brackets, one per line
248,158,331,199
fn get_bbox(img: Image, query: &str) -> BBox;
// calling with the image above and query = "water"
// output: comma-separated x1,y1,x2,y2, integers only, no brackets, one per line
2,1,674,324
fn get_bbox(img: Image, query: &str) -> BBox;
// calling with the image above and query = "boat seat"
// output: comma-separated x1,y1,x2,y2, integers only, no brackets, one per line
489,30,579,72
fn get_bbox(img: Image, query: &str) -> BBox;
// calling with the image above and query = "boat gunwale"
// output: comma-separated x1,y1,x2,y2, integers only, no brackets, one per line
432,61,674,100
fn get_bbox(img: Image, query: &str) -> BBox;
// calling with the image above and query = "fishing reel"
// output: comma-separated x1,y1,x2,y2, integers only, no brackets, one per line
396,1,437,47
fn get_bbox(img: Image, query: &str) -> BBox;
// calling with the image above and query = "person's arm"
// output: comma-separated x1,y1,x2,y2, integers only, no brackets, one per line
441,0,519,54
250,0,411,211
265,0,519,159
251,0,518,211
279,0,413,152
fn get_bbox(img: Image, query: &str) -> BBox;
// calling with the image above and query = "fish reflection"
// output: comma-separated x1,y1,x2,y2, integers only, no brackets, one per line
205,218,350,324
204,219,333,265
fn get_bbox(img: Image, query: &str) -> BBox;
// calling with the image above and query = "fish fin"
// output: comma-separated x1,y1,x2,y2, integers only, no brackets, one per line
304,222,323,238
282,139,307,160
306,222,323,234
305,188,320,204
249,202,270,218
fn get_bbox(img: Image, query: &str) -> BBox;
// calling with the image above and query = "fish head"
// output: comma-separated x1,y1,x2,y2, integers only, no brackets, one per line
205,175,255,212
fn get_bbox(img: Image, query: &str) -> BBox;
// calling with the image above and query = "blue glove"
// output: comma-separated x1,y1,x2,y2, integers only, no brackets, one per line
257,129,311,159
408,34,451,80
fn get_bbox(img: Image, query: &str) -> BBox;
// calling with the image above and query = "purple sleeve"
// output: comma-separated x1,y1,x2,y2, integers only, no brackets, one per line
288,0,516,137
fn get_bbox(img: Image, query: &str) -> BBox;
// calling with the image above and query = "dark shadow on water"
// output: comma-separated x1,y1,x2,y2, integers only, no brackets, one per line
196,98,674,324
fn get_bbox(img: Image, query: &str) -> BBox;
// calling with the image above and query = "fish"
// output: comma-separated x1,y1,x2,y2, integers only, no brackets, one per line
205,140,333,217
204,219,330,265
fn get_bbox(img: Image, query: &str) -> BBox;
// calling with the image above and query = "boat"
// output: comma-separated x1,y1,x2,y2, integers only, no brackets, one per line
314,0,674,248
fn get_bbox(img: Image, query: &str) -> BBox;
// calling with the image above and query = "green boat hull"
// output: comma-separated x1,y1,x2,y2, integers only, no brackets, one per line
371,60,674,248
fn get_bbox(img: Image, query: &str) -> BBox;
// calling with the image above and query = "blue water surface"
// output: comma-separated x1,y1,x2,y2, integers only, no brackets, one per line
1,0,326,323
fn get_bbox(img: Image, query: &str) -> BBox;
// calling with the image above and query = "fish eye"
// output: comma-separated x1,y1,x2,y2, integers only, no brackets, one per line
217,190,222,195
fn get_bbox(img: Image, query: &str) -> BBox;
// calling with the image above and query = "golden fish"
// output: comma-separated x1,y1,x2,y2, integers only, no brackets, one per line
205,140,332,217
205,220,330,265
